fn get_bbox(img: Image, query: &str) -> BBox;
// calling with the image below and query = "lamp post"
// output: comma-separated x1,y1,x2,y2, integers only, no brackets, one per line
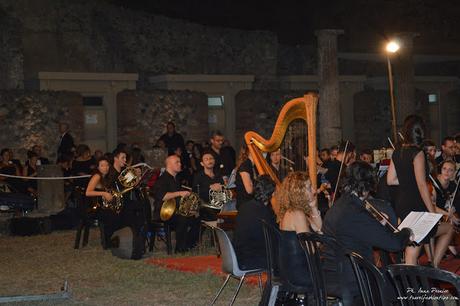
385,41,400,143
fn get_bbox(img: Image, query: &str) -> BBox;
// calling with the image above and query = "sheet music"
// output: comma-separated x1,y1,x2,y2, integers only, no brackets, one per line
397,212,442,243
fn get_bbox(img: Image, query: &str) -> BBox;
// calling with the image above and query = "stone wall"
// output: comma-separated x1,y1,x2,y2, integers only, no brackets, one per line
353,89,393,150
0,0,278,84
117,90,208,149
0,8,23,89
0,90,84,161
234,90,306,150
277,44,316,75
353,88,430,150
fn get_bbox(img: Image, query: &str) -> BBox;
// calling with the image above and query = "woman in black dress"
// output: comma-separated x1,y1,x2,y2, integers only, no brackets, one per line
387,115,453,267
234,143,256,209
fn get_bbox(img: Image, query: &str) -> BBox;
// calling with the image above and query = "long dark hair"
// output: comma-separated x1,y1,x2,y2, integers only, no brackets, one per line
253,175,276,205
341,161,377,197
94,157,111,188
402,115,426,147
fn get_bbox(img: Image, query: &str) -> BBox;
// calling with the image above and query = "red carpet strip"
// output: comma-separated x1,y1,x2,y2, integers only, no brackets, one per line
146,255,266,285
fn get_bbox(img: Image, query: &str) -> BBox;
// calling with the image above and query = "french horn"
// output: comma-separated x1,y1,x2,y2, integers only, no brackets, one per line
160,192,201,221
202,187,233,210
102,166,140,213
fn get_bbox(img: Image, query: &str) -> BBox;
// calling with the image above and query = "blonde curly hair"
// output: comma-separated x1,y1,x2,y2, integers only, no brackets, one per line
276,171,314,221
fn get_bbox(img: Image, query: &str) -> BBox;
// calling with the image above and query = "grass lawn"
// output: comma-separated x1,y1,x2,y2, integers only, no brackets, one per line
0,229,260,305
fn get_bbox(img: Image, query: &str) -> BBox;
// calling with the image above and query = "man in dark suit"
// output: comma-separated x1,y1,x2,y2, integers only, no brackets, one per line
57,123,75,160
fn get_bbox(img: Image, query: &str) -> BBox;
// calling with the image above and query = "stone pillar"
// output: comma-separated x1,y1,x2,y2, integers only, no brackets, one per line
339,78,365,143
37,165,65,214
392,32,419,125
315,29,344,148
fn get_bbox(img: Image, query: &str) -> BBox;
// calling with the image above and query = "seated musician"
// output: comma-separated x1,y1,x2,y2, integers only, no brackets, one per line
152,155,200,253
276,171,322,288
322,161,413,305
110,148,150,245
233,175,276,269
267,148,288,182
192,150,224,221
85,157,118,248
432,160,460,258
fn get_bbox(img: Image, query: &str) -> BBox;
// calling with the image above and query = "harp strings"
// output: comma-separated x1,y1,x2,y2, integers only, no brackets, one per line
280,119,309,175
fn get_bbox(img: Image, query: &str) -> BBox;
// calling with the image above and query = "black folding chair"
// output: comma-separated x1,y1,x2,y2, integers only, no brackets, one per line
297,232,353,306
260,220,282,306
387,264,460,306
348,251,394,306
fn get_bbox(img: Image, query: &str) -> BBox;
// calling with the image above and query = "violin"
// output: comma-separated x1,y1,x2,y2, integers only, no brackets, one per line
353,193,419,247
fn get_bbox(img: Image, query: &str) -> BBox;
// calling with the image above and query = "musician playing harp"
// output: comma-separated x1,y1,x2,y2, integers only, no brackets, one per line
152,155,200,253
192,150,225,221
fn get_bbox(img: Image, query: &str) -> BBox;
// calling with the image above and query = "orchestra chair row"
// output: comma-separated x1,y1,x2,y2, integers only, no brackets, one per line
349,252,460,306
210,226,264,306
261,222,346,306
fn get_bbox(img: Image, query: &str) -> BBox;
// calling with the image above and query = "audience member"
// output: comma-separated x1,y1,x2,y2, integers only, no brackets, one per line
208,130,235,178
158,121,185,155
57,122,75,160
32,144,50,165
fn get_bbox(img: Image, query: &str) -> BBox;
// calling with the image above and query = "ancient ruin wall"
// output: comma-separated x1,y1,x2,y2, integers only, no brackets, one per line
0,90,84,161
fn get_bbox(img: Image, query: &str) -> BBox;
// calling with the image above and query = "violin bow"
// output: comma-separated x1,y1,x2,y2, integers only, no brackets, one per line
331,140,349,207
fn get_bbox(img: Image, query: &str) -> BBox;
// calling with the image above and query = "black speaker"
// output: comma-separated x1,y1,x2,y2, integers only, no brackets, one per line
9,216,52,236
110,227,144,260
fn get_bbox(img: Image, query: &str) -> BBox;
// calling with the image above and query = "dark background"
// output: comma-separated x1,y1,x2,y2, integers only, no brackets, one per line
110,0,460,52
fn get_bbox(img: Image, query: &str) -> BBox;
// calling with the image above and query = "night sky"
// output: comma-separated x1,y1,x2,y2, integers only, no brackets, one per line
109,0,460,51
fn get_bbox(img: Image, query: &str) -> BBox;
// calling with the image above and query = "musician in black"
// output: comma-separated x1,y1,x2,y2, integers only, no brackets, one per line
89,149,149,249
152,155,200,253
86,157,118,247
267,148,288,182
209,130,235,178
192,150,225,221
322,161,413,305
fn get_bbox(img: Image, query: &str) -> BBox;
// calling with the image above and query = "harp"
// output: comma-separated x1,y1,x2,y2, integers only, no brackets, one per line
244,93,318,193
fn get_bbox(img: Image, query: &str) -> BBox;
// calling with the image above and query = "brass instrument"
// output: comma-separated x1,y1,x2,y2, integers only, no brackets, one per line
101,187,134,213
102,166,140,213
160,192,201,221
203,187,233,210
244,93,318,215
118,166,141,188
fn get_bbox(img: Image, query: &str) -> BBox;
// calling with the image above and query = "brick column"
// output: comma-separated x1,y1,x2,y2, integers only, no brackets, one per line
315,29,344,148
392,32,419,125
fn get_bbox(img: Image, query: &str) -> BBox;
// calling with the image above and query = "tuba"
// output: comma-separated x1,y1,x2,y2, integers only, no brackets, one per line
102,166,140,213
160,192,201,221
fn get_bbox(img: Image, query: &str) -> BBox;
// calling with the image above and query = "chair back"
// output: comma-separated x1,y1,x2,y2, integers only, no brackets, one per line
387,264,460,306
214,227,240,275
348,252,392,306
260,220,280,306
297,232,332,306
261,220,278,285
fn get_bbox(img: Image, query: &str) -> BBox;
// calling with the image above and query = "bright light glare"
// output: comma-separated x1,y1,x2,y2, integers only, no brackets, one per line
386,41,400,53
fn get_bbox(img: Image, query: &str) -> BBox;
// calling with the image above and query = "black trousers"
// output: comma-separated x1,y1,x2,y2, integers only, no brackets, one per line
172,215,200,252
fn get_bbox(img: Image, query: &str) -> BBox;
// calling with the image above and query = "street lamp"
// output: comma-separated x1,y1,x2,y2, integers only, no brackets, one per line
385,40,400,143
